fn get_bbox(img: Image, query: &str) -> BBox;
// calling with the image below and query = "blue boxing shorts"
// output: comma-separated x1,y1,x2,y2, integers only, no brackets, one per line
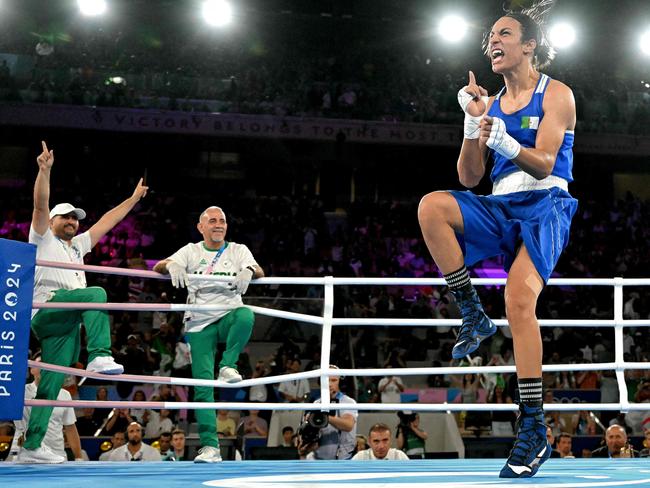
449,187,578,283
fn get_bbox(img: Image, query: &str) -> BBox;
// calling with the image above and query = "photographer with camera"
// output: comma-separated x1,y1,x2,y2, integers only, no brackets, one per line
396,411,428,459
297,366,357,460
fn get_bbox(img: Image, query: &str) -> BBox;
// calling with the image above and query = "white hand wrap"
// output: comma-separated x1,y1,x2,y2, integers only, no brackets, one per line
458,88,489,139
457,88,475,113
486,117,521,160
167,261,189,289
457,88,489,114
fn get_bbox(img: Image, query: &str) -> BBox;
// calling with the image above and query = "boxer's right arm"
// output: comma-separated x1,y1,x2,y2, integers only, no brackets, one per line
456,72,491,188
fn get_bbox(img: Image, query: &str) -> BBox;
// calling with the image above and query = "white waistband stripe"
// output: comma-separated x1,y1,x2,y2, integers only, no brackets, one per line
492,170,568,195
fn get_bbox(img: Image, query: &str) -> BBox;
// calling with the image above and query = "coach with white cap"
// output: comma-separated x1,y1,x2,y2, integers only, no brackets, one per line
17,141,148,464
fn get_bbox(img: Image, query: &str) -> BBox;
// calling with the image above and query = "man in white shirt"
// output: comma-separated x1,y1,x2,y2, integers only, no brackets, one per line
107,422,161,461
378,373,405,404
154,206,264,463
143,409,174,439
278,359,311,402
20,142,148,464
13,357,83,463
352,423,410,461
99,431,126,461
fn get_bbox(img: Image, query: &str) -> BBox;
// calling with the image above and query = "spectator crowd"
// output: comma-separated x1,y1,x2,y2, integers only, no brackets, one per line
2,179,650,460
0,9,649,134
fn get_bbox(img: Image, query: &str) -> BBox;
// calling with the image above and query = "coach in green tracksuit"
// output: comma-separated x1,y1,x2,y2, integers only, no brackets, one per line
154,205,263,463
18,141,148,464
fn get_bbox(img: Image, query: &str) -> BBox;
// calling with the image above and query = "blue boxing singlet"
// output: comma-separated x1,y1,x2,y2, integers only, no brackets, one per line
487,73,574,183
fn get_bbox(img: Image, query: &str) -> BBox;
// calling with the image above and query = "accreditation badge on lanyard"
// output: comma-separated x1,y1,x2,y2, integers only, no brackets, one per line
189,243,229,318
56,237,86,287
204,242,228,275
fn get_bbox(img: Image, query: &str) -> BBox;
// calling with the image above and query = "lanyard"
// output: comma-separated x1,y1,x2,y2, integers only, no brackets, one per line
55,237,85,285
126,449,143,461
56,237,82,261
204,242,228,274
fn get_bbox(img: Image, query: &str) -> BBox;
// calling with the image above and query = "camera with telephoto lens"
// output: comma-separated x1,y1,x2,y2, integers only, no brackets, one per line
297,411,330,446
397,411,417,428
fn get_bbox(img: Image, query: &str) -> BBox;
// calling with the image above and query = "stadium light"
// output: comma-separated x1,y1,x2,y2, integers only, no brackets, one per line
107,76,126,86
202,0,233,27
549,22,576,49
77,0,107,17
641,30,650,57
438,15,468,43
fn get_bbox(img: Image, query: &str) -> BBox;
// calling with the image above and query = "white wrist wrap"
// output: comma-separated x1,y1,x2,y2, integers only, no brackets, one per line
486,117,521,160
464,113,482,139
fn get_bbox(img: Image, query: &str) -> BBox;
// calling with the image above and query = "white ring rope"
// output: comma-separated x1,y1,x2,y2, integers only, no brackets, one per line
34,259,650,286
23,398,647,412
30,302,650,328
31,358,644,384
28,259,650,414
34,302,324,325
27,360,324,388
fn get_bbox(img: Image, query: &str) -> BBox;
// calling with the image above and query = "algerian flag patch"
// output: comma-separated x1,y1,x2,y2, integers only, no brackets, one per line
521,116,540,129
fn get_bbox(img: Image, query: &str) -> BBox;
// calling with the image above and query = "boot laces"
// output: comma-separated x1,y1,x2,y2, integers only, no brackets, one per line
508,413,545,465
454,289,483,340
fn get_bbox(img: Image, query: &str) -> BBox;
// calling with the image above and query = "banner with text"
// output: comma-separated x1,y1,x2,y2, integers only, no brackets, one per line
0,238,35,420
0,104,648,154
0,104,462,146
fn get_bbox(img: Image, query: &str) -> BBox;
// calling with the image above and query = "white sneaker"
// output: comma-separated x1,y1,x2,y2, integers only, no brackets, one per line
194,446,223,463
218,366,242,383
17,446,66,464
86,356,124,375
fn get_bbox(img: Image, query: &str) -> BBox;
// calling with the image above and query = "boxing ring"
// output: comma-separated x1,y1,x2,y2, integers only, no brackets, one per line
5,459,650,488
3,256,650,487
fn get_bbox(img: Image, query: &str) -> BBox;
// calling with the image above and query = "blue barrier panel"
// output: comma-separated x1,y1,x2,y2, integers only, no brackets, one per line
0,238,36,420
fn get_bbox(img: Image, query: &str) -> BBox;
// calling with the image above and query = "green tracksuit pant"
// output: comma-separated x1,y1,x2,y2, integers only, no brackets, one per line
23,287,112,450
187,307,254,448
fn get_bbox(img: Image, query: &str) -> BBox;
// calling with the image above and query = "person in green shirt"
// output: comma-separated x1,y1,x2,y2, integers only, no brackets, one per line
396,412,428,458
162,429,188,461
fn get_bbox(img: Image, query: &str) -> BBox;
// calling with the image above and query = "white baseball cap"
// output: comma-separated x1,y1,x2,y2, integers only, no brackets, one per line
49,203,86,220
